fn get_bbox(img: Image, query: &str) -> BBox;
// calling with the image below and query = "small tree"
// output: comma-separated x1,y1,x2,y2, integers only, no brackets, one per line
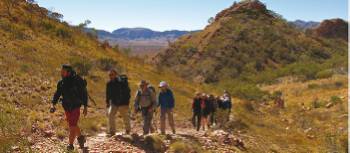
78,20,91,29
48,11,63,21
208,17,214,24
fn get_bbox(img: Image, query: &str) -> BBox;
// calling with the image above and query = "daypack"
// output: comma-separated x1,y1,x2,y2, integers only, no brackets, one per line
71,72,88,105
119,74,129,87
147,85,156,94
136,87,155,108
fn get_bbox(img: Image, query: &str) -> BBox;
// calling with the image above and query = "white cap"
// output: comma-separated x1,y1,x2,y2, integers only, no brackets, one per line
159,81,168,88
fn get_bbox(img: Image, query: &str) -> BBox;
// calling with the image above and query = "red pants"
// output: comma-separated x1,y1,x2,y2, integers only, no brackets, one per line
65,108,80,127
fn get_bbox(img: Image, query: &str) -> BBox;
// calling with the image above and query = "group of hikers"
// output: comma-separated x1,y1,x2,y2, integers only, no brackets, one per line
191,91,232,131
49,64,191,151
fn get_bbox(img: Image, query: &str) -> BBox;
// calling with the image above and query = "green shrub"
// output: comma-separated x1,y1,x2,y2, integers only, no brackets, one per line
170,141,191,153
97,58,118,71
70,57,93,76
169,141,204,153
20,64,30,72
312,99,324,108
330,96,342,105
40,20,56,31
308,83,320,89
56,27,72,39
315,69,333,79
144,135,165,152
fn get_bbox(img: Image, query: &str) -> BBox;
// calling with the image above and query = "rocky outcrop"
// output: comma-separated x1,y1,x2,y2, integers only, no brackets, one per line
311,18,348,41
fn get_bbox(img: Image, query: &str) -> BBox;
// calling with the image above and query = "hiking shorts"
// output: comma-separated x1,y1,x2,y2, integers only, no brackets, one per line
65,108,80,127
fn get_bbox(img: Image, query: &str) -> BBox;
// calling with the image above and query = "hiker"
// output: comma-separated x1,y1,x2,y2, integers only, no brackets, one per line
215,96,226,127
134,80,157,135
200,93,210,130
221,92,232,122
192,92,202,131
157,81,176,134
208,94,217,126
106,69,131,136
50,64,87,151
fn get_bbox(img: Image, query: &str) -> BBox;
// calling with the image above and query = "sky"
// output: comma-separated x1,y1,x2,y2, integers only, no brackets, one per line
36,0,348,32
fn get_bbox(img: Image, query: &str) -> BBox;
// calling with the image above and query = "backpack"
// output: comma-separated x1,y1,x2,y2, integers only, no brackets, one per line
119,75,129,86
147,85,156,94
71,72,88,105
118,74,131,100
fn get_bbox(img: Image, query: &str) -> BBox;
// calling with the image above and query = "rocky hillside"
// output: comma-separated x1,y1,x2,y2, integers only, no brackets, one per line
310,18,348,41
154,0,347,85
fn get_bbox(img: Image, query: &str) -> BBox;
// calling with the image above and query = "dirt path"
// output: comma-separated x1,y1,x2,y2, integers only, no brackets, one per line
31,122,243,153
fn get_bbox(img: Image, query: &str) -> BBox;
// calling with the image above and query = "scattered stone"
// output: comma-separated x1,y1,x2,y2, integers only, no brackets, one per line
325,102,334,108
43,130,54,138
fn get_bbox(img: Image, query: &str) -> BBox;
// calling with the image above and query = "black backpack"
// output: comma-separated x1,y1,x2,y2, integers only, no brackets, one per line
118,74,131,101
71,72,88,105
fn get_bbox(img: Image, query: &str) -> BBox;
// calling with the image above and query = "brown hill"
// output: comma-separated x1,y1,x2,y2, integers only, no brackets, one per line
311,18,348,41
154,0,347,84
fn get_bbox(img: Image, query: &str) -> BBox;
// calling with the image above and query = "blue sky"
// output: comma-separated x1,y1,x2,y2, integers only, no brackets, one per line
36,0,348,32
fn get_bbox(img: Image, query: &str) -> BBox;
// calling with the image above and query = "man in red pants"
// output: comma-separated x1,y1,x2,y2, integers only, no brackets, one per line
51,64,88,151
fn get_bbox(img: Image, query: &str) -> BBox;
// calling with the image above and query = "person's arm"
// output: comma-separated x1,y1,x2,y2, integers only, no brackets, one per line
157,93,161,107
134,90,140,111
151,90,157,109
82,83,88,108
52,81,62,106
126,85,131,102
170,90,175,109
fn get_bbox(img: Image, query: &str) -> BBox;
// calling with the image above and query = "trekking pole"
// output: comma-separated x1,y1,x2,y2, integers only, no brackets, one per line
88,94,97,106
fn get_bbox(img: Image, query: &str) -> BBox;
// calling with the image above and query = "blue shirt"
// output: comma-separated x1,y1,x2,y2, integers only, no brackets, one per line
158,89,175,109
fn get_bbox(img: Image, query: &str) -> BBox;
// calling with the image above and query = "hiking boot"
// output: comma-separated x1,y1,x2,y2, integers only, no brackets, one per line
67,144,74,151
77,135,86,148
107,132,115,137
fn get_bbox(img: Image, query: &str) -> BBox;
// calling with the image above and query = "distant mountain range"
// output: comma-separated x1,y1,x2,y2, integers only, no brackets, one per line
289,20,320,30
85,28,198,56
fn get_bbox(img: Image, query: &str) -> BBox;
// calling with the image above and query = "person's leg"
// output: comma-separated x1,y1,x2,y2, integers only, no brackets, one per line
196,114,201,131
108,105,117,135
119,105,131,134
160,108,166,134
203,116,208,130
201,115,205,130
143,109,153,135
168,109,175,134
68,126,76,145
65,108,81,150
192,113,196,128
142,108,149,135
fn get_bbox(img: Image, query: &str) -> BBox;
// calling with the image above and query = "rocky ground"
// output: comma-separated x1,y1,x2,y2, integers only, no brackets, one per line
30,120,247,153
